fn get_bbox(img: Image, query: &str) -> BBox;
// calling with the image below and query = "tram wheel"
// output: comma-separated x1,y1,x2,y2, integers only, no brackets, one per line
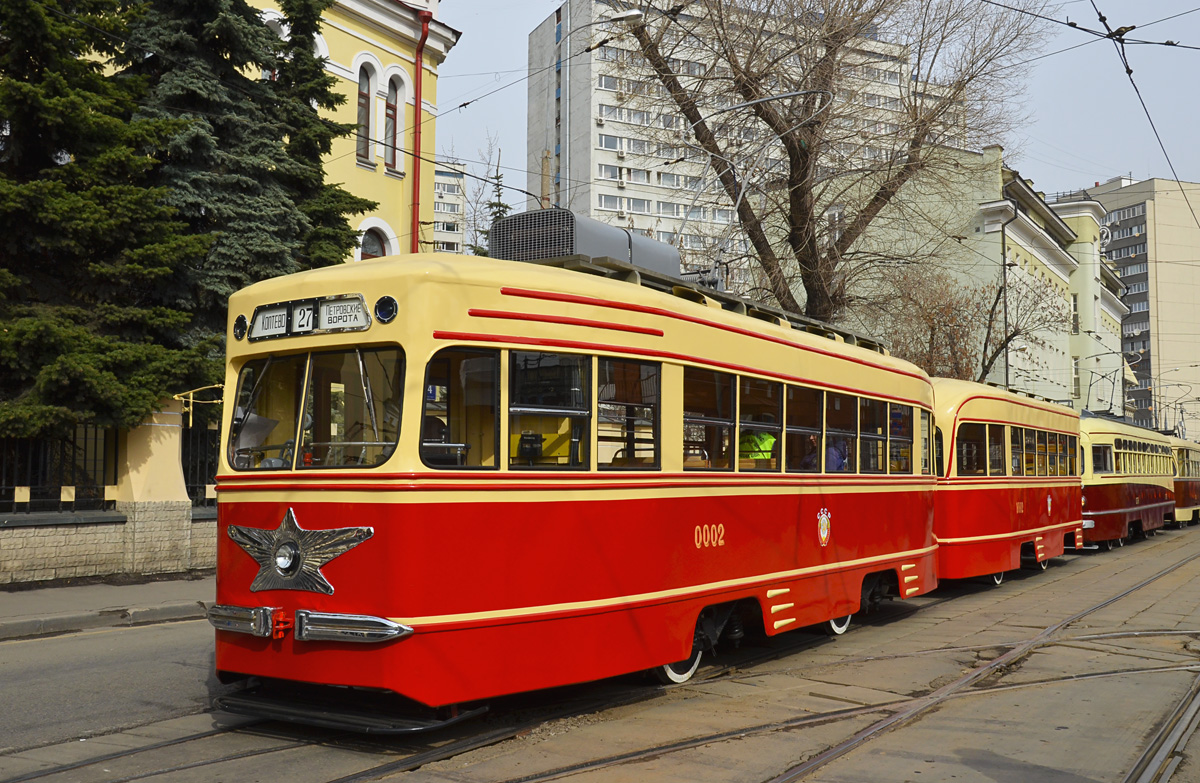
1037,558,1048,571
1118,536,1126,547
991,571,1005,585
826,615,852,636
654,646,702,685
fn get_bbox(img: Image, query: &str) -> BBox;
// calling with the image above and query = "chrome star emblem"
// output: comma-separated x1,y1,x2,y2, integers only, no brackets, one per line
228,508,373,594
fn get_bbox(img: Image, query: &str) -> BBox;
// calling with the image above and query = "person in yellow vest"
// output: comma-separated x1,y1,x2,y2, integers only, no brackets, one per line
739,428,777,461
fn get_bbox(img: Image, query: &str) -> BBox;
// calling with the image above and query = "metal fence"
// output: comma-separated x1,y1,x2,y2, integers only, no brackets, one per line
0,426,119,514
182,423,220,508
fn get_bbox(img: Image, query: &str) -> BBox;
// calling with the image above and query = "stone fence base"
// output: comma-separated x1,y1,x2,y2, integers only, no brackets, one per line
0,502,216,586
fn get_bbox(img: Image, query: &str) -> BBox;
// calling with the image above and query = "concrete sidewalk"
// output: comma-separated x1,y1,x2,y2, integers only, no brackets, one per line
0,576,214,641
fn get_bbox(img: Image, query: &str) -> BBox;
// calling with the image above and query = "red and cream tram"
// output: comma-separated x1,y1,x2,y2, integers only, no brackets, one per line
207,252,939,725
1169,435,1200,527
1079,415,1174,549
931,379,1082,583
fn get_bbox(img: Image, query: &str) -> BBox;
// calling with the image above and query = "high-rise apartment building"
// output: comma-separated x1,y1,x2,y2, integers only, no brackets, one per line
1065,177,1200,432
526,0,913,290
430,159,467,253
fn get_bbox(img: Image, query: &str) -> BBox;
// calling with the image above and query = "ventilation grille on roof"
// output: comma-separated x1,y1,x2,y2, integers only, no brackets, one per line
490,209,575,262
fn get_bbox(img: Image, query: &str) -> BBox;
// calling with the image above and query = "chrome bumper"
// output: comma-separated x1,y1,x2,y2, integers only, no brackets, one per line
208,605,412,643
295,611,413,643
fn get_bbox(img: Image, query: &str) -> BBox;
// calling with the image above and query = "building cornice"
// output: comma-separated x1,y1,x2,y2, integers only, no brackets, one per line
1003,173,1076,246
1100,284,1130,321
1050,199,1106,226
337,0,460,62
980,199,1080,283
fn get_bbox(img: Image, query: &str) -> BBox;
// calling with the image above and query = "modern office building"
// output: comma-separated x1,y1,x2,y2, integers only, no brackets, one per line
1061,177,1200,432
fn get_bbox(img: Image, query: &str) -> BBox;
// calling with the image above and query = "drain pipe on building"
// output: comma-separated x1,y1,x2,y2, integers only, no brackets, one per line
410,9,433,253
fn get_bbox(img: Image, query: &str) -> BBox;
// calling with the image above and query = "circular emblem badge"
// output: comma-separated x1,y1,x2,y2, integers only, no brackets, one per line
817,508,832,547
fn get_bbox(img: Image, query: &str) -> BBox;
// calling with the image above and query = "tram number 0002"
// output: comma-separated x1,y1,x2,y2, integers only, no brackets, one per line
694,524,725,548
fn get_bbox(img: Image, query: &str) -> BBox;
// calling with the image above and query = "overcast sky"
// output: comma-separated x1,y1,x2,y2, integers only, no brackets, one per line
435,1,1200,203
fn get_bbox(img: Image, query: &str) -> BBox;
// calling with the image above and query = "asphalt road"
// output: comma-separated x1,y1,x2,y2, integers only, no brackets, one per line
0,619,226,755
3,531,1200,782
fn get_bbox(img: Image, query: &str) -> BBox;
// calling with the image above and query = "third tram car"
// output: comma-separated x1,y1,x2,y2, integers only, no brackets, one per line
931,379,1082,583
1169,435,1200,527
208,252,939,725
1079,414,1175,549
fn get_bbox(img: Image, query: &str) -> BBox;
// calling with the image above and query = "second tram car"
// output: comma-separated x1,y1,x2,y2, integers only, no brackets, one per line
931,379,1082,583
1169,436,1200,527
1079,415,1175,549
208,253,939,722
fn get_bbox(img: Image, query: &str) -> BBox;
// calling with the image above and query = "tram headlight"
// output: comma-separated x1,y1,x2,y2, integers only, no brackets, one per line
233,314,248,340
273,541,301,577
374,296,398,324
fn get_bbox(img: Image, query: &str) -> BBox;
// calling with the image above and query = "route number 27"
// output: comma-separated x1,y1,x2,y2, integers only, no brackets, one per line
694,523,725,548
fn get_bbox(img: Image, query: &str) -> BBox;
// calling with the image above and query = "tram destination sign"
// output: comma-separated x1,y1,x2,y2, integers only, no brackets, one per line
247,294,372,342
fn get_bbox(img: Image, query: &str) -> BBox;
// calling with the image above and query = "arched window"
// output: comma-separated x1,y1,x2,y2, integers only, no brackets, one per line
384,79,400,170
361,229,387,260
357,67,373,161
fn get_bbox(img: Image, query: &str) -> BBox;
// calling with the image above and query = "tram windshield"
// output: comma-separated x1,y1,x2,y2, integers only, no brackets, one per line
228,347,404,470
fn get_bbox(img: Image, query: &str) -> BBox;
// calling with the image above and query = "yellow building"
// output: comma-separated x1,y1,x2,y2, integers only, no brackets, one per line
261,0,460,260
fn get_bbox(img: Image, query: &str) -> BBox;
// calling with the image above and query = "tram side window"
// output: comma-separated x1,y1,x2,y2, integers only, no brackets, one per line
1057,434,1069,476
987,424,1005,476
890,405,913,474
860,398,887,473
1068,436,1078,476
299,348,404,468
825,392,857,472
784,385,822,473
1010,427,1024,476
738,377,782,471
598,358,659,469
956,423,986,476
1093,444,1114,474
1036,431,1048,476
1046,432,1059,476
1024,429,1036,476
509,351,590,469
229,354,308,470
683,367,734,470
920,410,931,475
421,348,498,469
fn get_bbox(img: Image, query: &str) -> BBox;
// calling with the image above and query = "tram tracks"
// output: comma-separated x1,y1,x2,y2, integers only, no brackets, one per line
764,548,1200,782
434,547,1200,783
493,661,1200,783
6,548,1198,783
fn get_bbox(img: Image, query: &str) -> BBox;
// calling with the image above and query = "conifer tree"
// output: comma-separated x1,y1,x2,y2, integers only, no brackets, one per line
0,0,213,437
120,0,311,337
272,0,376,267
